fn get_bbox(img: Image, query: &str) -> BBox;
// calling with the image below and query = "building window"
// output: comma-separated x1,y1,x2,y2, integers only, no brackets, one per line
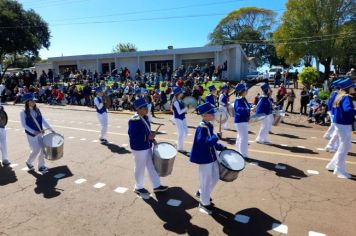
181,58,214,69
145,60,173,73
102,63,109,74
59,65,77,74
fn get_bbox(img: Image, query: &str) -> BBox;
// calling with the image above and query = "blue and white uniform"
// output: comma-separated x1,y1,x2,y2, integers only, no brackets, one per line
324,89,340,151
128,113,160,190
234,95,251,158
94,94,108,141
219,89,229,130
172,87,188,151
20,106,53,170
326,79,355,179
0,106,9,165
206,94,216,107
255,85,274,143
190,118,225,206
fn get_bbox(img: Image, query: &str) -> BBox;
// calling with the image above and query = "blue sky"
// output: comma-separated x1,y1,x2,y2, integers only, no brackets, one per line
18,0,287,59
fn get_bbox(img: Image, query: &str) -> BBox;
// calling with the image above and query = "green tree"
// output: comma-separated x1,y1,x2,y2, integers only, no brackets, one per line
0,0,50,80
209,7,277,67
112,42,137,53
299,67,319,88
274,0,356,77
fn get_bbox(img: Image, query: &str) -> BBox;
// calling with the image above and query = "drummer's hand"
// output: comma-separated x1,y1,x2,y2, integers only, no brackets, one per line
223,146,228,150
148,133,156,140
34,131,41,136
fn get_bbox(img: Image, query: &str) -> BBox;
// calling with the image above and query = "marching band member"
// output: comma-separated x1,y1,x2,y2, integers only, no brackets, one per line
190,102,226,214
219,85,229,129
255,84,274,144
326,79,355,179
94,87,108,143
20,93,54,174
172,87,188,152
128,98,168,195
323,79,342,152
234,84,251,159
0,105,10,167
205,85,217,107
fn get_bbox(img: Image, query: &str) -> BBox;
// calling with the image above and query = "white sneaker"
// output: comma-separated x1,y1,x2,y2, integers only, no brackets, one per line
333,169,352,179
325,147,337,153
323,134,331,140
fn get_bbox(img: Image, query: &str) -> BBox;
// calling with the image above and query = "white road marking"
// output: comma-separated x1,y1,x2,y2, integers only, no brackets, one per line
275,164,287,170
78,122,83,124
53,173,66,179
160,131,167,134
21,167,29,171
80,138,87,141
116,126,121,128
272,223,288,234
166,199,182,207
92,140,99,143
309,231,326,236
74,178,87,184
297,146,306,149
249,162,259,166
188,134,192,136
114,187,128,194
14,129,19,132
310,137,317,139
121,144,128,147
248,140,255,143
281,144,288,147
137,194,151,200
93,183,106,189
317,148,325,151
9,163,18,168
307,170,319,175
234,214,250,224
68,136,75,139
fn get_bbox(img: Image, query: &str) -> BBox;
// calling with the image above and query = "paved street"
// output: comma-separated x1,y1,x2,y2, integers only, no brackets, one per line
0,104,355,236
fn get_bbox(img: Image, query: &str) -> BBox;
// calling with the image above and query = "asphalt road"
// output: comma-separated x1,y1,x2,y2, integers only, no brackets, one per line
0,104,355,236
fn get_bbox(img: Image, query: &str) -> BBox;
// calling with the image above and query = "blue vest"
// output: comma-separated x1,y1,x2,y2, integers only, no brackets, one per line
332,95,355,125
327,91,338,114
190,121,225,164
220,94,228,106
25,112,43,136
128,114,152,150
95,96,107,114
206,94,216,106
173,100,186,120
234,97,251,123
256,96,273,115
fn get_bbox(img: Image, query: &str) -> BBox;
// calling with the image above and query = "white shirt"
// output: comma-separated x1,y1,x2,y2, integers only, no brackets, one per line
94,96,104,110
173,99,187,115
20,108,52,135
263,72,269,79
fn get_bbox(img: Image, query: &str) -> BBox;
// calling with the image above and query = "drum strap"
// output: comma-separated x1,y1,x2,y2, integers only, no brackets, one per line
29,111,42,134
206,124,218,163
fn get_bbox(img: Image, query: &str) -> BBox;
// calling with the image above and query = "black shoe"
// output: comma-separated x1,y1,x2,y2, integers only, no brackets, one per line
153,185,169,193
134,188,149,195
100,139,108,143
38,166,49,174
199,203,215,214
26,162,35,171
2,160,11,167
195,191,213,203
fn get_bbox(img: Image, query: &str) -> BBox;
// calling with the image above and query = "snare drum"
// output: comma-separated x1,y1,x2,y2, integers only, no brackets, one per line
215,107,228,123
249,113,266,123
152,142,177,177
218,149,245,182
272,110,285,126
42,132,65,161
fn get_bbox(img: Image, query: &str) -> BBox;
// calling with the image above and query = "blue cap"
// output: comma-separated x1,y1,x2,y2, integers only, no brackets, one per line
134,87,142,94
221,85,228,90
208,85,216,91
133,98,148,109
235,84,247,93
95,87,103,92
173,87,182,95
143,89,149,95
261,83,270,92
331,79,342,88
196,102,217,115
338,78,355,90
23,93,35,102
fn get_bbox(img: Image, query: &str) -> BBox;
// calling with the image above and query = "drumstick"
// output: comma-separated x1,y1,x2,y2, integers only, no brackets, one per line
154,124,162,133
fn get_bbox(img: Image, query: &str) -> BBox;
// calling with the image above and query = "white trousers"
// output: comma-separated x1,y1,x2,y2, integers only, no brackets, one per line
175,118,188,150
327,124,352,173
325,129,339,150
234,122,249,158
26,135,45,168
132,149,161,190
147,104,153,122
256,114,274,142
324,118,335,138
0,128,8,162
220,106,229,130
97,112,108,139
199,161,219,205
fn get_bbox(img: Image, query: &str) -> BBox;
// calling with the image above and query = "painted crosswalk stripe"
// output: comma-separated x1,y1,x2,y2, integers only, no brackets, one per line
281,144,288,147
92,140,99,143
272,223,288,234
114,187,128,194
307,170,319,175
166,199,182,207
234,214,250,224
297,146,306,149
75,178,87,184
80,138,87,141
93,183,106,189
308,231,326,236
68,136,75,139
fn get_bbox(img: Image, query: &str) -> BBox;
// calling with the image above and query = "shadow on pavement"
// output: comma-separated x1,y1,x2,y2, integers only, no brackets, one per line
212,207,281,236
221,137,236,145
248,158,307,180
281,121,312,128
188,126,197,130
102,142,131,154
273,133,306,140
0,165,17,186
29,165,73,199
269,144,318,155
143,186,208,235
348,152,356,157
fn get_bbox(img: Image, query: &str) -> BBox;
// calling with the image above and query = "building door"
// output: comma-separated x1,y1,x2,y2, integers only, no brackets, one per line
145,60,173,73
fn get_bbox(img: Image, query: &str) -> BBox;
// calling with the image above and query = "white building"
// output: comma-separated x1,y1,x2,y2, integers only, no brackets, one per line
39,44,251,81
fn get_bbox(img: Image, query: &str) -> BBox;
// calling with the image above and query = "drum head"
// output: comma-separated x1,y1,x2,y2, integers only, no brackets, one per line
153,142,177,159
215,108,228,123
183,96,198,109
43,133,64,148
0,110,8,127
250,113,266,123
219,149,245,171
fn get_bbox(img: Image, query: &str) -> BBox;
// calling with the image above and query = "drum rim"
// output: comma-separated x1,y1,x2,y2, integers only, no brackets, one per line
219,149,245,172
42,132,65,147
153,141,177,158
0,110,8,127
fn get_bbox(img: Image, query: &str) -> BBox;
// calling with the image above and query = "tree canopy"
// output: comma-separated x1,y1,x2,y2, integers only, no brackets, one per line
273,0,356,76
112,42,138,53
0,0,50,79
209,7,278,67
